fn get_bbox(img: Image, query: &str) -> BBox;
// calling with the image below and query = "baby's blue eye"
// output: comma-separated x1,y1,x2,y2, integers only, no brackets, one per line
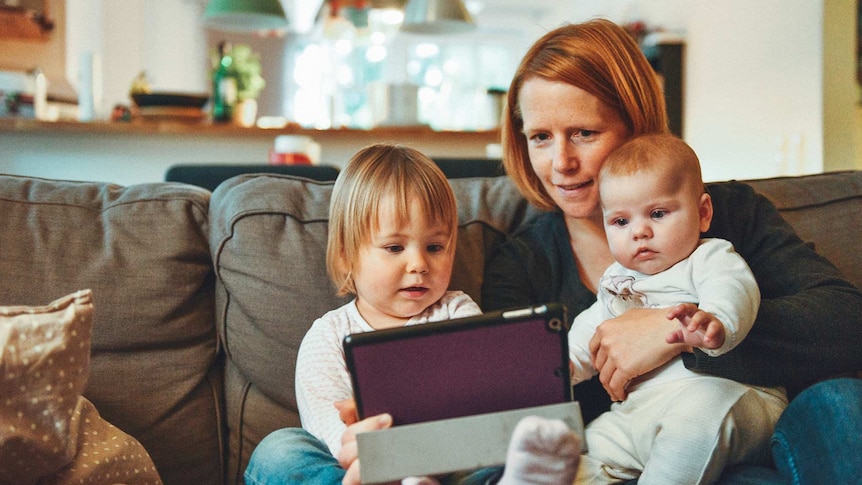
651,210,668,219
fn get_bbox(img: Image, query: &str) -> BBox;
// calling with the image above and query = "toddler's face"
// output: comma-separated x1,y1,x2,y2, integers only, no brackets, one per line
600,170,711,275
353,196,454,329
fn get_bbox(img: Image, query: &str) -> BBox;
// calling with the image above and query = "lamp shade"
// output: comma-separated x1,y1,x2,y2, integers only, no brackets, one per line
204,0,289,32
401,0,475,34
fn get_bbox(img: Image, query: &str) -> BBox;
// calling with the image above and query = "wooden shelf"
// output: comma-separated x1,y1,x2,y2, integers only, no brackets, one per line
0,8,53,40
0,117,500,142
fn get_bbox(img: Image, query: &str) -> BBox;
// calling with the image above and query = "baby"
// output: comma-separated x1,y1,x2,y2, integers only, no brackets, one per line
570,134,788,484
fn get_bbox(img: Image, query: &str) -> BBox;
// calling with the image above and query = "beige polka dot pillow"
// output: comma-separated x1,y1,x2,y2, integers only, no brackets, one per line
0,290,162,485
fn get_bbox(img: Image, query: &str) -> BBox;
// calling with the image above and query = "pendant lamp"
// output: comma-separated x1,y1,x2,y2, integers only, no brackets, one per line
401,0,475,34
204,0,289,32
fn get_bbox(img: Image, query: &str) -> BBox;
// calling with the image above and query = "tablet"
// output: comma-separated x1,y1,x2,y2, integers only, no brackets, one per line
343,303,571,426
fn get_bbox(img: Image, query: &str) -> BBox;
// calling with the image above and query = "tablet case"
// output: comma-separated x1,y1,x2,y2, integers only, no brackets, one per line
343,303,571,426
357,401,585,484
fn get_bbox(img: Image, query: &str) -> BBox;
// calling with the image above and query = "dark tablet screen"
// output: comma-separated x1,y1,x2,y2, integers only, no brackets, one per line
343,303,571,425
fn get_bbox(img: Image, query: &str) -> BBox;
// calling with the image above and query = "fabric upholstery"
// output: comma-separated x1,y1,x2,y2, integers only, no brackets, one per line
0,175,221,485
1,167,859,485
42,396,163,485
0,290,95,483
744,171,862,289
0,289,161,485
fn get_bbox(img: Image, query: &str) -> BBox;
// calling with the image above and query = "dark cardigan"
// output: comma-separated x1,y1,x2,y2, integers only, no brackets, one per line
482,181,862,422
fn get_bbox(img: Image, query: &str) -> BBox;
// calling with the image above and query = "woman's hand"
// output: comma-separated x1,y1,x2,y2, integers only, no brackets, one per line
589,307,689,401
334,399,393,485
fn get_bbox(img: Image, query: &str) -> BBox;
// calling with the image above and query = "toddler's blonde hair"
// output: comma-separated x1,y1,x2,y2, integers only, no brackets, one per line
326,144,458,296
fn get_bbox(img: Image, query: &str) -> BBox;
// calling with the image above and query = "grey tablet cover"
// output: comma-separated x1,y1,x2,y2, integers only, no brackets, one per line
343,303,571,425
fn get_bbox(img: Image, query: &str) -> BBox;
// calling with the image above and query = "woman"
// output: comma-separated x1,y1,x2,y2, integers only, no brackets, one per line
247,19,862,485
482,18,862,483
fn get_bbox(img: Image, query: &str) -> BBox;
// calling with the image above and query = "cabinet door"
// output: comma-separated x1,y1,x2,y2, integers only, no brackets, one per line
0,0,54,40
642,35,685,138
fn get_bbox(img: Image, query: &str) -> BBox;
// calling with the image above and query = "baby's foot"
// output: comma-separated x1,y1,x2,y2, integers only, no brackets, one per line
497,416,581,485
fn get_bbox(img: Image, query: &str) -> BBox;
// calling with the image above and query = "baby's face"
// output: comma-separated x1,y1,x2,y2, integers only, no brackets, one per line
352,196,454,329
600,170,710,275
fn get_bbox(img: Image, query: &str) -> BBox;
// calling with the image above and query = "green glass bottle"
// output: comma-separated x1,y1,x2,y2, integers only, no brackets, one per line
212,42,237,123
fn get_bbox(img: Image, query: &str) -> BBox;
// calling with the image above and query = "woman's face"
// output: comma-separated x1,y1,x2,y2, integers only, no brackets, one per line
519,78,632,220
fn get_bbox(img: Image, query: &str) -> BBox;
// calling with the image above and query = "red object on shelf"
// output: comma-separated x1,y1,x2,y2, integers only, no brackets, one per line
268,149,312,165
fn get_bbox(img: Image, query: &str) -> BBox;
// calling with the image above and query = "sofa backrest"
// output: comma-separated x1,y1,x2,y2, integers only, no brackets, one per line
0,175,222,485
209,169,862,483
744,171,862,289
3,168,856,485
208,173,542,482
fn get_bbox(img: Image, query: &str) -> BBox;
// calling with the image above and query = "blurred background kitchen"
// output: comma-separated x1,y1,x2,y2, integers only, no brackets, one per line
0,0,859,186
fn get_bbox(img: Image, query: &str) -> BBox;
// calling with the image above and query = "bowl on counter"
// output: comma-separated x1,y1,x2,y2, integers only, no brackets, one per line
131,93,209,109
130,92,209,122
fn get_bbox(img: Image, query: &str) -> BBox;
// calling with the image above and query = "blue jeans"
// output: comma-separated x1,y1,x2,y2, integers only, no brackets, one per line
246,378,862,484
244,427,503,485
244,428,344,485
717,377,862,485
770,377,862,484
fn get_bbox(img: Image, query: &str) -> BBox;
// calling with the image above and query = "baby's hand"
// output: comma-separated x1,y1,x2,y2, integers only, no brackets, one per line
665,303,726,350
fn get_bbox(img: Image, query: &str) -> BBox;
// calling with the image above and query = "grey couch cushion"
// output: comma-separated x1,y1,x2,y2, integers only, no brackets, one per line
209,173,541,481
447,176,545,305
210,174,348,483
0,175,221,485
745,171,862,289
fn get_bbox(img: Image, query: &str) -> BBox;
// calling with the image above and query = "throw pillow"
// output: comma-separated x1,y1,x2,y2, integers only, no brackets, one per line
0,290,162,485
40,396,162,485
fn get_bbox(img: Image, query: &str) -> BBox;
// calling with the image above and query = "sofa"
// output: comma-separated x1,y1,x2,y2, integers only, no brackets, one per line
0,168,860,485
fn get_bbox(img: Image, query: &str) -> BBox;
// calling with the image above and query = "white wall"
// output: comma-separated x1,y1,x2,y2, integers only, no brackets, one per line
547,0,836,181
2,0,859,186
675,2,823,180
65,0,208,118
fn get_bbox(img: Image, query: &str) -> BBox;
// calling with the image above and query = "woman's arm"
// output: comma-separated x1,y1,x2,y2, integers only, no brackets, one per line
481,213,593,314
482,214,683,404
688,182,862,394
482,239,550,311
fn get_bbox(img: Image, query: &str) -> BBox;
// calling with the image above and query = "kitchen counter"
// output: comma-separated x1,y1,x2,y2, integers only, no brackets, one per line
0,118,498,140
0,118,500,186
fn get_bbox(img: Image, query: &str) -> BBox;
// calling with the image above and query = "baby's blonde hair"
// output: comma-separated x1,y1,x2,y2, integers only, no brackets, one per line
600,133,705,199
326,144,458,296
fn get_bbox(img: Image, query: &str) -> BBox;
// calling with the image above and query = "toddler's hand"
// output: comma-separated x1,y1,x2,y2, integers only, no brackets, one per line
338,412,393,485
334,399,358,425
